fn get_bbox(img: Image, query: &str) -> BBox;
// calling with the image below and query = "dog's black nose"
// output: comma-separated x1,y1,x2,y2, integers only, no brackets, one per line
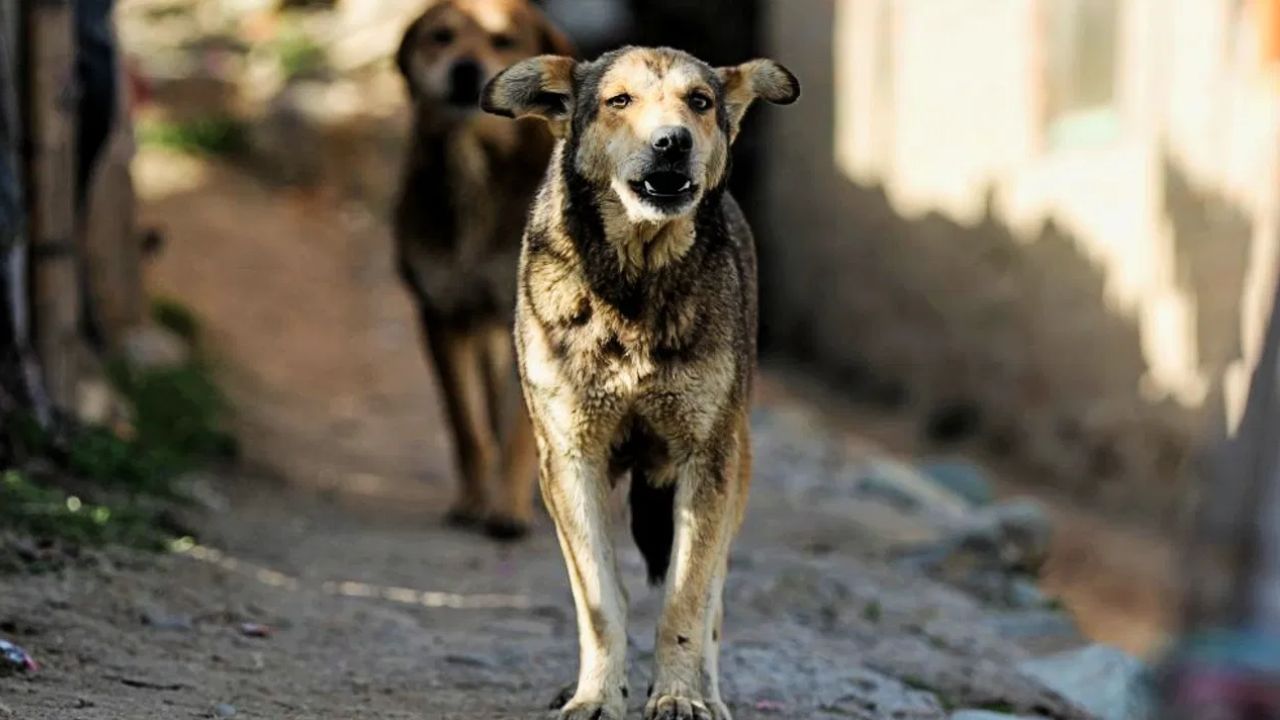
448,59,483,105
651,126,693,157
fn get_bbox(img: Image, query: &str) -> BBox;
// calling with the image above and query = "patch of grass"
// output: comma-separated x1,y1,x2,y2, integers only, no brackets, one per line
137,116,248,156
273,27,328,80
0,470,172,551
64,424,183,495
1,299,231,556
861,600,883,624
151,296,201,344
107,360,234,472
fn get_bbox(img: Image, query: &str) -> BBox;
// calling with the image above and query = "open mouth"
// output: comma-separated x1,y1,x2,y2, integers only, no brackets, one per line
630,171,697,203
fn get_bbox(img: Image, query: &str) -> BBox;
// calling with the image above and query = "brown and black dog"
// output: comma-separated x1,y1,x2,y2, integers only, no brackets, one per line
394,0,573,539
483,47,798,719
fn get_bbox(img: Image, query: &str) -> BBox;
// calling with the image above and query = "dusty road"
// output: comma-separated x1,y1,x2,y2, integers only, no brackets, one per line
1,152,1103,719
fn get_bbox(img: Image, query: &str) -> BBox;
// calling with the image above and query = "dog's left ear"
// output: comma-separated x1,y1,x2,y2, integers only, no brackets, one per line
482,55,577,135
716,59,800,141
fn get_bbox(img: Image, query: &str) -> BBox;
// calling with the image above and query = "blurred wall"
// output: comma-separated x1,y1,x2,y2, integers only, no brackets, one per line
761,0,1280,522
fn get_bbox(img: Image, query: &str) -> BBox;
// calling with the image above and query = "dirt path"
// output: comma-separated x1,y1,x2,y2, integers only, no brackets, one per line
1,152,1106,720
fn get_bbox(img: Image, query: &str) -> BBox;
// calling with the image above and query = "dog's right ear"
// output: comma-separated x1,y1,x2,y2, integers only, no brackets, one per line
481,55,576,135
396,16,426,97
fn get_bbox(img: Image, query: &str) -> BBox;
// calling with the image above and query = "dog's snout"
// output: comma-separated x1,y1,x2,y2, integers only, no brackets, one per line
448,59,483,105
651,126,693,157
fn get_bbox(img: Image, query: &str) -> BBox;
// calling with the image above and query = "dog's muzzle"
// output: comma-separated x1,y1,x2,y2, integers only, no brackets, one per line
447,59,483,107
628,125,698,210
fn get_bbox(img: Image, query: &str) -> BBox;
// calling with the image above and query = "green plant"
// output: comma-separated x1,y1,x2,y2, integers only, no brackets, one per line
0,470,172,551
274,27,327,80
0,300,230,557
107,360,233,470
137,116,248,156
151,296,201,344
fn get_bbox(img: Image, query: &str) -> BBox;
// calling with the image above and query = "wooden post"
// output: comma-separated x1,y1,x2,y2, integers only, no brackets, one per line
24,0,81,411
81,40,143,348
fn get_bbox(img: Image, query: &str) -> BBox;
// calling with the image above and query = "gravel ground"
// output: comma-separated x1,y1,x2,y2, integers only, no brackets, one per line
0,154,1097,720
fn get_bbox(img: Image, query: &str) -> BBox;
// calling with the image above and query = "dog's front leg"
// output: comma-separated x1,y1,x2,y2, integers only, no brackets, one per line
542,450,629,720
646,448,744,720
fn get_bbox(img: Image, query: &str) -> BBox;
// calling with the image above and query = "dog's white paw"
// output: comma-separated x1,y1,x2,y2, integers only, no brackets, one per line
644,688,715,720
557,698,626,720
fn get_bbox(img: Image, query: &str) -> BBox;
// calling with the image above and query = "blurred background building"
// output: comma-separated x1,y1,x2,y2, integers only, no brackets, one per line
762,0,1280,526
102,0,1280,539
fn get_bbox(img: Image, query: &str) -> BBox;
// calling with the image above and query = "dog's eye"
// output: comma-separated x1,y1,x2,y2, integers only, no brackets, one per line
431,27,455,45
491,33,516,50
606,93,631,109
688,92,713,113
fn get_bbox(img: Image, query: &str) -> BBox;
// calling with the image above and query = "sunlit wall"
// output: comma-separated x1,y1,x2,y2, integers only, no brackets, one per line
762,0,1280,517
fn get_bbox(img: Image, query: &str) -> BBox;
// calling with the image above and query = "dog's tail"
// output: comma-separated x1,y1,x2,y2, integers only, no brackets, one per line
629,470,675,585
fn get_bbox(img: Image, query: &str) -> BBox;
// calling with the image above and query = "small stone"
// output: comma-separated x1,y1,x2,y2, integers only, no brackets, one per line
1006,578,1048,609
986,609,1081,652
918,460,995,506
175,473,230,513
957,500,1053,575
1017,644,1154,720
121,324,191,370
212,703,237,718
74,376,131,427
444,653,491,668
141,611,193,632
846,457,971,519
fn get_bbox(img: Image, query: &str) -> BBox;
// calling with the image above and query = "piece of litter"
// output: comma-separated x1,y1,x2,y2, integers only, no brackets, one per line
238,622,272,638
754,699,786,712
0,639,38,674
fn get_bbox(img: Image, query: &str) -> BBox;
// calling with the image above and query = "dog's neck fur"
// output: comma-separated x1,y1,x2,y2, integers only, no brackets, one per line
596,191,698,276
547,141,729,321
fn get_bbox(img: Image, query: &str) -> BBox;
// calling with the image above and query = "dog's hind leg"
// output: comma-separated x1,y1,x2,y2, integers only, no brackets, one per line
540,449,629,720
425,325,496,526
481,324,537,539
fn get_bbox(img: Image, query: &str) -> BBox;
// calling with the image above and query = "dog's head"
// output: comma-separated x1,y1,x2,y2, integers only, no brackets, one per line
397,0,573,113
481,47,798,221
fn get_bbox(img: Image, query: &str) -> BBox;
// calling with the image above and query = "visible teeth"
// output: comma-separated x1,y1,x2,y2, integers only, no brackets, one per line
641,179,692,195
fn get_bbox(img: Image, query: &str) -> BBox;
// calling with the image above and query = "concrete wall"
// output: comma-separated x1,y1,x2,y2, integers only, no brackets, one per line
760,0,1280,521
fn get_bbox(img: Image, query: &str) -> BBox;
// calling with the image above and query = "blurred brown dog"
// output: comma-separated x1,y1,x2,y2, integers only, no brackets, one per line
394,0,573,540
484,47,798,719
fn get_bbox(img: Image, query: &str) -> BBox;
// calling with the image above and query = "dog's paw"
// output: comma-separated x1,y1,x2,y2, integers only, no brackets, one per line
556,699,625,720
644,691,715,720
444,504,486,529
706,698,732,720
485,514,530,541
